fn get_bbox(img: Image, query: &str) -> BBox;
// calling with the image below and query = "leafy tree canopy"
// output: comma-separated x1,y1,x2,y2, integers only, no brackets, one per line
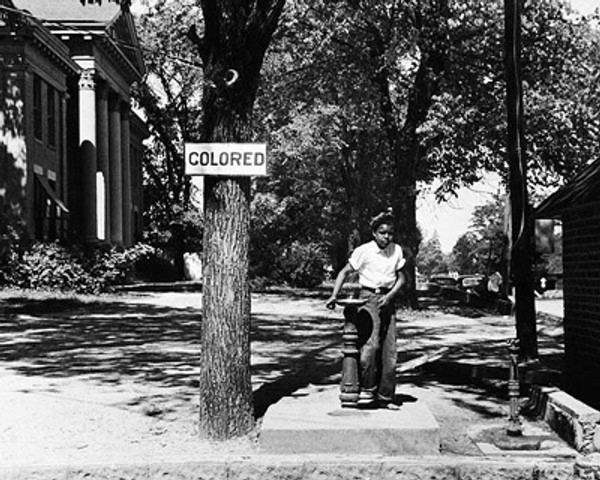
450,191,507,275
254,0,600,280
416,234,449,277
132,0,205,262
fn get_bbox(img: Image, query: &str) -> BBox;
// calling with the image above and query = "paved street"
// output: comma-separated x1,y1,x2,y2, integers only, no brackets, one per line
535,297,564,317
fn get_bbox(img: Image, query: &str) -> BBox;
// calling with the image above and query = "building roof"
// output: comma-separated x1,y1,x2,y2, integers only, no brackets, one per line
0,1,81,75
11,0,121,25
535,159,600,218
9,0,145,80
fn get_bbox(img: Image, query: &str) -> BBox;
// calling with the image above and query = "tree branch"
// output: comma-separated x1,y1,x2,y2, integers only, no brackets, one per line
245,0,286,49
187,24,209,63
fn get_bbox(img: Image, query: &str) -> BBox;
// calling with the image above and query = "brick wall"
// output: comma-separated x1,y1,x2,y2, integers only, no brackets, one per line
562,201,600,409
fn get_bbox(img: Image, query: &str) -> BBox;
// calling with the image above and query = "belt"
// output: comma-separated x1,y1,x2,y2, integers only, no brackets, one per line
361,286,390,294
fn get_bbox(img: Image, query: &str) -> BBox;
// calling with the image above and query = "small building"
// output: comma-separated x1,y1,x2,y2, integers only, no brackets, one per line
536,159,600,409
0,0,147,247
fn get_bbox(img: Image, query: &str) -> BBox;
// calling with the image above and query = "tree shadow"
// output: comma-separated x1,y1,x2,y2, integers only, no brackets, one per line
0,296,202,395
0,294,346,413
250,311,342,418
0,293,565,424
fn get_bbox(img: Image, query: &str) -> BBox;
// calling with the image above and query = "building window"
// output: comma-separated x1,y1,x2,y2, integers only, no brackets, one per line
34,175,69,241
47,85,56,148
33,75,42,140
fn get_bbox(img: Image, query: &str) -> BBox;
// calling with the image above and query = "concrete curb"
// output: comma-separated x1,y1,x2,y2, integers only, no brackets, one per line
529,387,600,454
0,455,588,480
426,365,600,456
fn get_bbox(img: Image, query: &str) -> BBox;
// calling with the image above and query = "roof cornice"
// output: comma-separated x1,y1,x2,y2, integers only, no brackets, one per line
98,32,143,81
30,26,81,74
45,6,145,81
0,4,80,75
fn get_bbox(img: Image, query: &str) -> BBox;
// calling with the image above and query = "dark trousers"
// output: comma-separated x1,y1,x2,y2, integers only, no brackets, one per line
355,291,397,401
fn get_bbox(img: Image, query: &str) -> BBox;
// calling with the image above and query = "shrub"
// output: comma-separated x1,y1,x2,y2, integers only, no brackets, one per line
278,241,327,288
0,224,21,286
88,242,176,287
249,275,276,292
143,206,203,259
130,244,177,282
0,243,16,286
2,241,176,293
87,246,134,288
9,242,98,293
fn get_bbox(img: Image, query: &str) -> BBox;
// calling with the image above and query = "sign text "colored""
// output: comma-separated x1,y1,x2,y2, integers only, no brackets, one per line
184,143,267,177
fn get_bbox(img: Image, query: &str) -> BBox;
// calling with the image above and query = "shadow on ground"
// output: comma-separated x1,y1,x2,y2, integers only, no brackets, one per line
0,292,564,424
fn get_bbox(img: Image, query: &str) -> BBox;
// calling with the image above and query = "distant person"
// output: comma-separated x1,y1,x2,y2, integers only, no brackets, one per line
326,210,406,409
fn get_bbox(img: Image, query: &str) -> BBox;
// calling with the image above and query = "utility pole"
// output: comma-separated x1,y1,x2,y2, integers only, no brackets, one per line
504,0,538,360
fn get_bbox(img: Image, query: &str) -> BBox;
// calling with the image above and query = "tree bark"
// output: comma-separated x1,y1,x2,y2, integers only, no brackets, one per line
369,1,449,308
190,0,285,440
200,176,253,439
385,60,436,308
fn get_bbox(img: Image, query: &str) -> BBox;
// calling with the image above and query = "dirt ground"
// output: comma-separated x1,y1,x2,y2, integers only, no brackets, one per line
0,289,571,466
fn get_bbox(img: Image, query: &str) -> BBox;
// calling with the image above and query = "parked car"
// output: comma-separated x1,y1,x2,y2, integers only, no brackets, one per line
422,271,512,312
429,274,459,287
425,274,461,299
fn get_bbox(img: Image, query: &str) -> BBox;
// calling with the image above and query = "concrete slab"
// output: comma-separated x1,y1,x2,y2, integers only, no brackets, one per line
259,384,440,455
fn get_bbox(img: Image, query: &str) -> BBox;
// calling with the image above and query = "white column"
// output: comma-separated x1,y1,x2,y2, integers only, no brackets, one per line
109,94,123,245
121,101,132,247
78,69,97,242
96,82,110,241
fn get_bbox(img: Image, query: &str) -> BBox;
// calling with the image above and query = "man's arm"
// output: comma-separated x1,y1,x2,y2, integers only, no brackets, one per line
326,263,355,309
378,270,406,308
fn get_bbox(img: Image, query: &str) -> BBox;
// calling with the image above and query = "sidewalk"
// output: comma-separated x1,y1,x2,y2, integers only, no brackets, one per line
0,289,595,479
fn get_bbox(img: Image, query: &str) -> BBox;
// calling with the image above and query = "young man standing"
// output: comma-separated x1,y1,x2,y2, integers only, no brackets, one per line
326,210,406,409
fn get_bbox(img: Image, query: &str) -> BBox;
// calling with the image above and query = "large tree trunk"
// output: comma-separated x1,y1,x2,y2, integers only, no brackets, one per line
200,176,253,439
385,60,437,308
370,1,448,308
190,0,285,440
372,64,421,307
392,160,419,307
339,129,376,256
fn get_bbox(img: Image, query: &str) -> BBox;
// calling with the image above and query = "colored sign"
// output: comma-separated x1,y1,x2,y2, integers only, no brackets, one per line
184,143,267,176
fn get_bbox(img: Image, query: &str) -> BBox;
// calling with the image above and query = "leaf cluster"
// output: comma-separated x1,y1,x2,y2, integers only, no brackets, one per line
449,191,507,275
132,0,205,244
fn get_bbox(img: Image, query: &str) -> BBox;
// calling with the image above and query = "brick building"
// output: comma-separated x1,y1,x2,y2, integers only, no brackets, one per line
536,159,600,409
0,0,147,247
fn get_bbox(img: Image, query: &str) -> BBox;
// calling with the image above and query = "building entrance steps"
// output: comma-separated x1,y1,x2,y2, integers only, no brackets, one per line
259,384,440,455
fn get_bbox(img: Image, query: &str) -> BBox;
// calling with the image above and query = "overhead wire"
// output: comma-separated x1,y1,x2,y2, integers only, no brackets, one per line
507,0,527,250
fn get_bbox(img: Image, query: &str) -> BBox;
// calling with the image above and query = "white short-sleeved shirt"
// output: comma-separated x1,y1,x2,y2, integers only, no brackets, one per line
348,241,405,290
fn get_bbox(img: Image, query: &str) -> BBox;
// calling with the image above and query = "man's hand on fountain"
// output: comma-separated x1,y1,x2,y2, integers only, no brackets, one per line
325,296,337,309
